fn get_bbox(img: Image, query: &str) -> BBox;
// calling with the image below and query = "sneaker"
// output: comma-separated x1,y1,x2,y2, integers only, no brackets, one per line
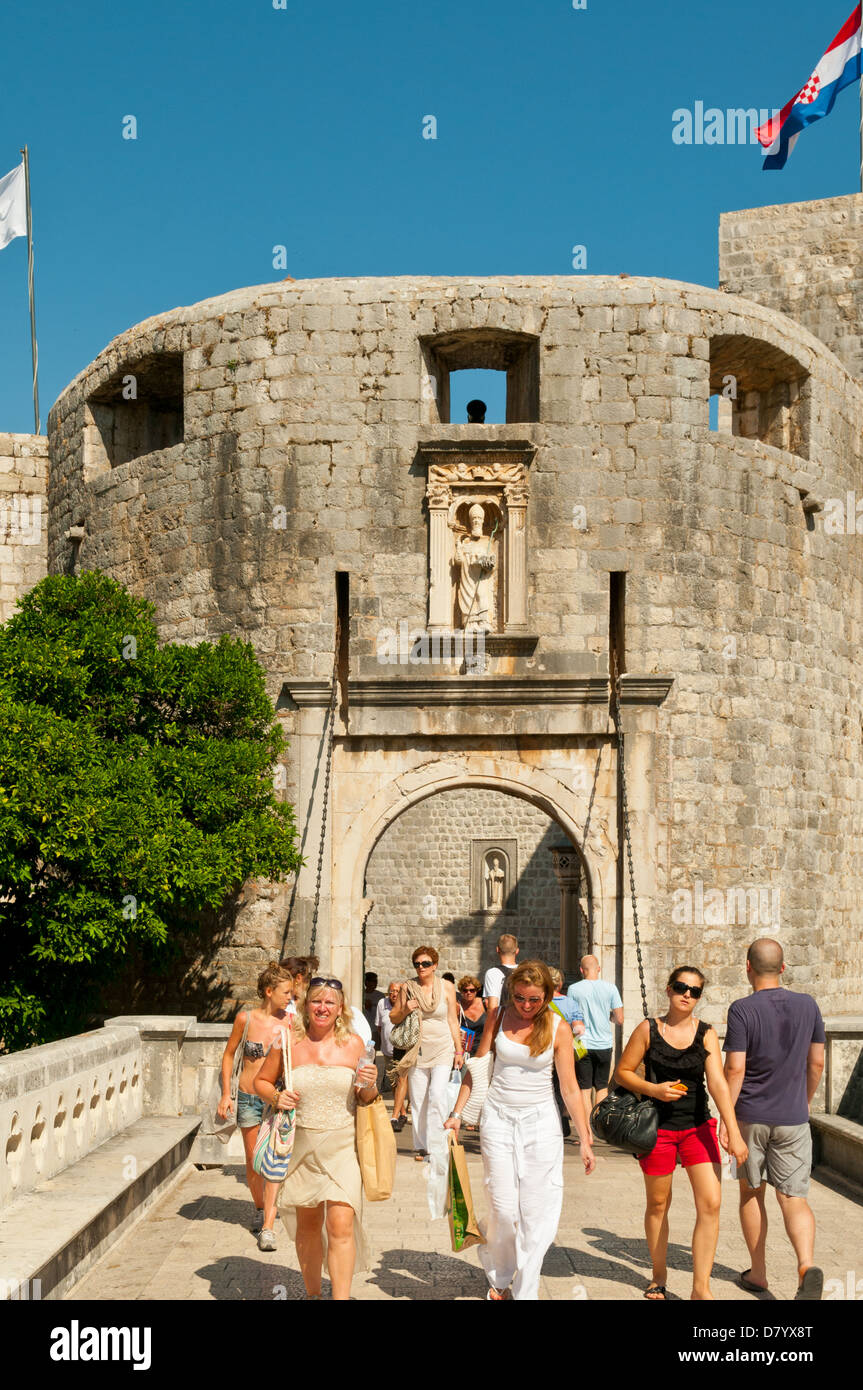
257,1228,277,1252
250,1208,265,1233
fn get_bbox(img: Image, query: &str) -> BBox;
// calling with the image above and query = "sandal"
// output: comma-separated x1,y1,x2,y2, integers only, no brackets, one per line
486,1287,512,1300
644,1282,667,1300
738,1269,768,1293
794,1267,824,1301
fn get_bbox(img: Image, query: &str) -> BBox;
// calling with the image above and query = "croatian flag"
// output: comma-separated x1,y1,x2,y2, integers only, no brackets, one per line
757,5,862,168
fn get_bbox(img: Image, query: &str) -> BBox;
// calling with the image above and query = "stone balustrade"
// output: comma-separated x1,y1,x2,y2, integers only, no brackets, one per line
2,1012,860,1229
0,1026,143,1212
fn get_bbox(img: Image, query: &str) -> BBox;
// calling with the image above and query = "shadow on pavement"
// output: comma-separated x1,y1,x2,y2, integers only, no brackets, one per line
576,1227,775,1299
367,1247,485,1300
195,1256,309,1301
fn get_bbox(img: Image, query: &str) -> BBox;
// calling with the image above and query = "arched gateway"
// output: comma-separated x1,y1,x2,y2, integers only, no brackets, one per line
329,754,616,1004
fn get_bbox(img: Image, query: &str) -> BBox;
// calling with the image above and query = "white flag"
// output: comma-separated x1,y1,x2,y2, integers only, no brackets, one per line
0,162,27,251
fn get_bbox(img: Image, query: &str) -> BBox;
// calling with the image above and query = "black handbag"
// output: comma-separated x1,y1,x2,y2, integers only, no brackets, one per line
590,1084,658,1156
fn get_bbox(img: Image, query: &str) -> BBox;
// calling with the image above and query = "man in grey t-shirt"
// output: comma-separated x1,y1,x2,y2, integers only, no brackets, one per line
722,938,826,1301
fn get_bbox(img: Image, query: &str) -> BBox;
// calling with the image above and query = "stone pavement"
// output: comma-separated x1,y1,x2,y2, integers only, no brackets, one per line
66,1110,862,1302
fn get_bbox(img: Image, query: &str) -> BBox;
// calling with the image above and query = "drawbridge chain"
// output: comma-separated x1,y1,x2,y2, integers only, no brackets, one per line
309,610,341,958
611,650,649,1021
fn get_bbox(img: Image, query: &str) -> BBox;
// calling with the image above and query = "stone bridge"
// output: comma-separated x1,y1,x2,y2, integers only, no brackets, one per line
1,1015,861,1301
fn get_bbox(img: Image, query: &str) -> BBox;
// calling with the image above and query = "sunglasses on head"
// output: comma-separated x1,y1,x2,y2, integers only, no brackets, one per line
414,960,434,969
671,980,703,999
309,977,343,992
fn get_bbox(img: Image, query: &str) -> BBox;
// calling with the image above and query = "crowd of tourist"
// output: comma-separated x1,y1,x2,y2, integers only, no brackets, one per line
215,932,826,1303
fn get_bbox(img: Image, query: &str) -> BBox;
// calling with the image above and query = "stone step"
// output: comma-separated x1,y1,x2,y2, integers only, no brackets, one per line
0,1114,199,1301
811,1113,863,1190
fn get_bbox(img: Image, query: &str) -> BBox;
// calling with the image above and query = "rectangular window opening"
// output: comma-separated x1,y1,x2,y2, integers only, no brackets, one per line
609,571,626,684
336,570,350,720
709,336,810,458
85,352,184,474
448,369,507,424
421,330,540,425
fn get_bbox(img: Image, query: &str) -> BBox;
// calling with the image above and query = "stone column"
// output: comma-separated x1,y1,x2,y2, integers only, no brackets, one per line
503,485,528,630
551,848,582,975
427,484,452,631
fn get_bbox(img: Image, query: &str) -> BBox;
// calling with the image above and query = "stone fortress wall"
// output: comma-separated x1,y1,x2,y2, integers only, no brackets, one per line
720,193,863,382
0,433,48,624
0,193,857,1024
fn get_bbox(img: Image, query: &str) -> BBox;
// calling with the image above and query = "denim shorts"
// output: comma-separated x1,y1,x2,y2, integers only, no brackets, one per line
237,1090,265,1128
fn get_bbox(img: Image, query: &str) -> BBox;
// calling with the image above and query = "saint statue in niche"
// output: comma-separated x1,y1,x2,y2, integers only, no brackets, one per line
455,502,496,631
484,852,506,910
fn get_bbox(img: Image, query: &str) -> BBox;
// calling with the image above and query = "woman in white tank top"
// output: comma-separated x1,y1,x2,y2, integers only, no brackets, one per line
446,960,596,1300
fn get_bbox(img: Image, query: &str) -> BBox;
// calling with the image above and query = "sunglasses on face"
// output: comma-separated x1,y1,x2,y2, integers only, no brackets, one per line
309,977,343,992
414,960,434,969
461,987,477,994
513,993,544,1006
671,981,703,999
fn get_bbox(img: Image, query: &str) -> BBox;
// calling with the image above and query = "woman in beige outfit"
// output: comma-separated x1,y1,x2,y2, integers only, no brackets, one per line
254,976,378,1300
388,944,463,1160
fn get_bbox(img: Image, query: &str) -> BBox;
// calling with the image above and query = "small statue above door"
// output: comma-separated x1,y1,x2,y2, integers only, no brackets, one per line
455,501,497,632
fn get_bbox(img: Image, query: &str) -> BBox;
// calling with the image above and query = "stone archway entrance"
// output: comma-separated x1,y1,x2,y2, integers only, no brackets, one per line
330,753,617,1003
362,786,591,986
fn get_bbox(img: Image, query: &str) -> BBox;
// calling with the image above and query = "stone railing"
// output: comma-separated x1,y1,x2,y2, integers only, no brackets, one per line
0,1015,247,1219
0,1026,143,1212
103,1014,243,1163
3,1011,858,1220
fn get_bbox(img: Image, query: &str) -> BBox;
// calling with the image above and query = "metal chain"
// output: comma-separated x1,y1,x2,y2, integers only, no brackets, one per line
612,650,649,1020
309,614,341,956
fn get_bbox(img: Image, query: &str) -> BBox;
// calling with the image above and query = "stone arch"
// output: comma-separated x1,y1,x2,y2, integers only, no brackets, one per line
331,755,615,999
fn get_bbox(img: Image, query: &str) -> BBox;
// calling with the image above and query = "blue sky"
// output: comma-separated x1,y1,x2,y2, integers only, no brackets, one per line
0,0,859,432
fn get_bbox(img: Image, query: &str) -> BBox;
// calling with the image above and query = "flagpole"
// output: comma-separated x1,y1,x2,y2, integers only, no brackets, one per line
19,145,40,434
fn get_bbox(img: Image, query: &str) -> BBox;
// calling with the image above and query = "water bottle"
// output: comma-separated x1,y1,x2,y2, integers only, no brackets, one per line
355,1039,376,1091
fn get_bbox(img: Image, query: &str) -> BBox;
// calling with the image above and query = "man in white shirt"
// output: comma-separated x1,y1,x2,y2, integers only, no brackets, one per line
567,955,623,1113
483,933,519,1012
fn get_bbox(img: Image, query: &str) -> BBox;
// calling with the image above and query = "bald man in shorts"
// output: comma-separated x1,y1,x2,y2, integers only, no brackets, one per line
722,938,826,1301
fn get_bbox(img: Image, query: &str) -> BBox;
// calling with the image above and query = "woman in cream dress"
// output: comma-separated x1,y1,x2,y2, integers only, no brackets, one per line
254,976,378,1300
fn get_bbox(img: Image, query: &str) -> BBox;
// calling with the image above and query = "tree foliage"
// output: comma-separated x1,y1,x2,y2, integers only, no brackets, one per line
0,572,302,1052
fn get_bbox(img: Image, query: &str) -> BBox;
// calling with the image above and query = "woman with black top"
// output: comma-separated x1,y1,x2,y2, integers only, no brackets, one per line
457,975,487,1063
616,965,748,1301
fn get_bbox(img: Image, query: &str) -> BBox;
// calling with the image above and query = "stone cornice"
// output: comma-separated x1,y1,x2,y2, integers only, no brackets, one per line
284,674,674,709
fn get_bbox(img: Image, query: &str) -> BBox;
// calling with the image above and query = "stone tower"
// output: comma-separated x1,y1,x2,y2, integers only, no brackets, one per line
4,194,862,1026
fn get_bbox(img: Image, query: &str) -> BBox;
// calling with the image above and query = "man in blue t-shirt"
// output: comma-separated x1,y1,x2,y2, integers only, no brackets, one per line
722,938,826,1301
567,955,624,1114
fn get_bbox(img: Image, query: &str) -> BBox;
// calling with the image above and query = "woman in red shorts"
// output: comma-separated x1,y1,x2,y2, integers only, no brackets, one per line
616,966,748,1301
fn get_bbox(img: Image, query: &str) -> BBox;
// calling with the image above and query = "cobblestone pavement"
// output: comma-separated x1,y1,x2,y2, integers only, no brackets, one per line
68,1120,862,1302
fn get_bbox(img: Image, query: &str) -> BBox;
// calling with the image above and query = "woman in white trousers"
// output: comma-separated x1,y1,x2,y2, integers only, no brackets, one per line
446,960,596,1300
388,945,463,1160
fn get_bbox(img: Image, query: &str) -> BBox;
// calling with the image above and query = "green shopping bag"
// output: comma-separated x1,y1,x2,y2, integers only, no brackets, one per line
447,1136,485,1253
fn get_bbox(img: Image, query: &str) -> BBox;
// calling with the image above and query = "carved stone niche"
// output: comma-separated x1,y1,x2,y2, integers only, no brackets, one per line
471,839,518,914
420,441,536,640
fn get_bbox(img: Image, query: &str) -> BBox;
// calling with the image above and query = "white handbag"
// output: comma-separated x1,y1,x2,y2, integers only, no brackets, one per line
461,1051,493,1124
460,1007,508,1124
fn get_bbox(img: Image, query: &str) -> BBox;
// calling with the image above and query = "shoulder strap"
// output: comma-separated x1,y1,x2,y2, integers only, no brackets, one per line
490,1003,507,1055
643,1017,657,1086
230,1010,251,1096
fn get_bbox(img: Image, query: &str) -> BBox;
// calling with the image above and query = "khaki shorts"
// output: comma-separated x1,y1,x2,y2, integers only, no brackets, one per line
737,1121,812,1198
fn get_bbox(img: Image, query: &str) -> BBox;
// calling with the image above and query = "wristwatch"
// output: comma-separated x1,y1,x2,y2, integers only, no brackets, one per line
450,1110,462,1121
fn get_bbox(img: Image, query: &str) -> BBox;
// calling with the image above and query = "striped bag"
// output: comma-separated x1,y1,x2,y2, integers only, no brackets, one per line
252,1026,295,1181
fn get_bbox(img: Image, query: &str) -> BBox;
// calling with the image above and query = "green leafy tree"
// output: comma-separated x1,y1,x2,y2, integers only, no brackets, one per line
0,572,302,1052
